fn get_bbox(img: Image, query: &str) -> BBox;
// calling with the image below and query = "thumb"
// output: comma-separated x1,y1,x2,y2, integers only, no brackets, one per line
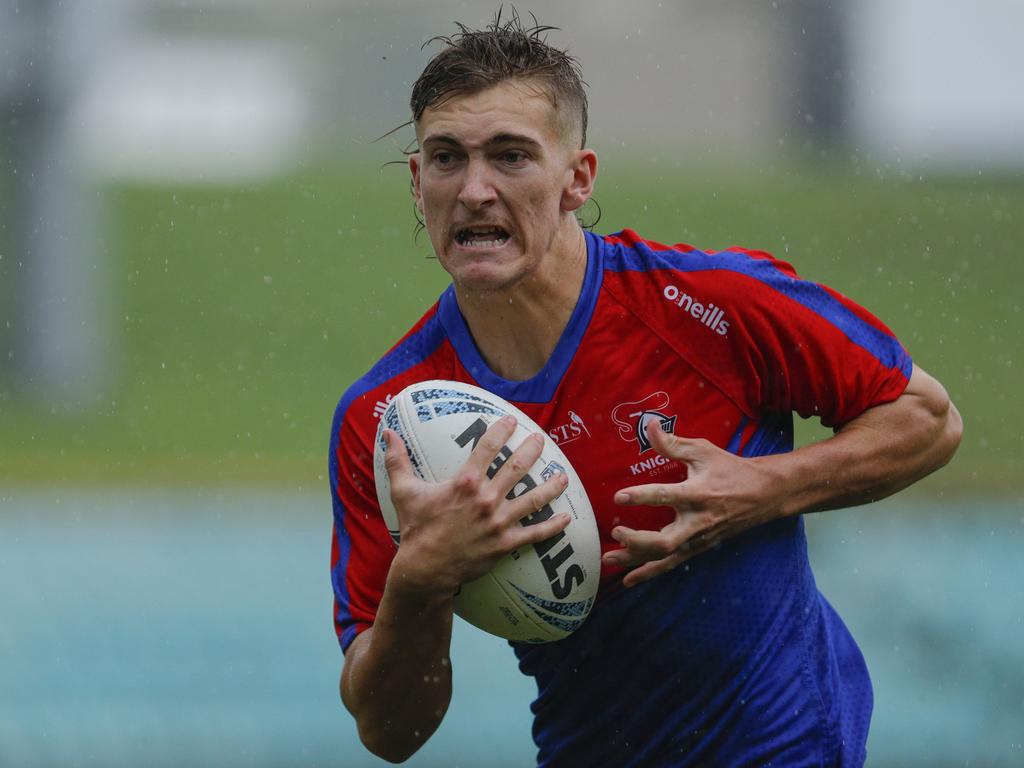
383,429,417,487
646,421,708,466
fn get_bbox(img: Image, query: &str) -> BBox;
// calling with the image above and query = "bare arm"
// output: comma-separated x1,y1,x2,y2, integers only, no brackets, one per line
756,363,962,516
341,416,570,762
604,364,963,585
340,573,455,763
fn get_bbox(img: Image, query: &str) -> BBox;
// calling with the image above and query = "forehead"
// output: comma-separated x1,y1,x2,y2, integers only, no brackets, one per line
415,79,566,146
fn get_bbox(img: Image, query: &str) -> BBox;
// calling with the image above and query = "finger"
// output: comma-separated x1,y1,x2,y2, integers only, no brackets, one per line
645,421,709,463
603,526,679,564
504,509,572,552
606,527,721,586
621,550,687,588
603,515,715,563
625,526,727,586
490,431,545,499
613,482,688,507
462,415,518,476
508,471,570,527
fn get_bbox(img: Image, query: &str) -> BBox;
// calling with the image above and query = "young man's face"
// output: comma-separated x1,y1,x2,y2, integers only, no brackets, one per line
410,79,594,294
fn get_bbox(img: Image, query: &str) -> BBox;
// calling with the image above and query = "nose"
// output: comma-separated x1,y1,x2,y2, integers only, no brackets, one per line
457,159,497,210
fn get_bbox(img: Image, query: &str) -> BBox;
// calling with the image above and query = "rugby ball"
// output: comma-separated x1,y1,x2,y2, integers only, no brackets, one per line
373,380,599,643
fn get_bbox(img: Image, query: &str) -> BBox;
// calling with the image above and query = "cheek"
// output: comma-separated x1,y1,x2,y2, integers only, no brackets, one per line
530,189,565,233
420,185,450,223
520,182,563,221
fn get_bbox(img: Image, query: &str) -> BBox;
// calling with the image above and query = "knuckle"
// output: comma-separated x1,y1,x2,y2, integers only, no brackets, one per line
518,489,543,515
660,532,684,552
479,432,503,454
475,524,500,549
528,528,557,549
638,538,668,558
654,539,676,557
532,486,553,506
453,471,480,495
494,531,520,556
507,455,528,476
698,511,719,529
478,489,502,513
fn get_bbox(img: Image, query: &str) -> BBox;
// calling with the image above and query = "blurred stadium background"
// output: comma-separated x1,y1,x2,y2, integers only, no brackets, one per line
1,1,1021,766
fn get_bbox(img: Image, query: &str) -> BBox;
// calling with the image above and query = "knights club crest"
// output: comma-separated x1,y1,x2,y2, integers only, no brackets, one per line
610,391,678,453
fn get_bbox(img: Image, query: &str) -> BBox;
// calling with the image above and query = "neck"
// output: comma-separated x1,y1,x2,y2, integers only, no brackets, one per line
454,225,587,382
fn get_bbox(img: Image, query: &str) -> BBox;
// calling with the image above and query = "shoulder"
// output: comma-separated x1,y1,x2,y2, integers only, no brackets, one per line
330,300,452,458
595,228,798,293
592,228,806,339
589,228,909,417
593,228,888,340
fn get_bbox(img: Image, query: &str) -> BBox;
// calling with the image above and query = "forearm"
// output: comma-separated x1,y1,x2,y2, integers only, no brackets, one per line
341,564,456,763
606,366,962,585
758,365,963,518
341,418,574,760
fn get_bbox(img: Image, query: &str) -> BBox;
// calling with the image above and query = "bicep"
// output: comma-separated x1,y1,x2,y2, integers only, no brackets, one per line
849,364,956,431
835,363,961,475
903,364,957,417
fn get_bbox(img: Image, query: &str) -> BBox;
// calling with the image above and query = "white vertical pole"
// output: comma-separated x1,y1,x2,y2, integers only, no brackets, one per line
2,0,111,406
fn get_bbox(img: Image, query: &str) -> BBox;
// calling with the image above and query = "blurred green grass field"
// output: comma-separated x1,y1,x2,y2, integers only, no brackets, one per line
1,155,1021,492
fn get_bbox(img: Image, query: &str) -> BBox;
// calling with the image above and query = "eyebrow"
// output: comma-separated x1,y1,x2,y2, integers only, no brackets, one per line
421,132,544,150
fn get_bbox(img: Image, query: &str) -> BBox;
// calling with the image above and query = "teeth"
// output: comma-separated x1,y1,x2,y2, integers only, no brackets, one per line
457,227,509,246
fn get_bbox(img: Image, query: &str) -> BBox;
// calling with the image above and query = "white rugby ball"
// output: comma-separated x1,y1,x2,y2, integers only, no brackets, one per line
373,380,600,643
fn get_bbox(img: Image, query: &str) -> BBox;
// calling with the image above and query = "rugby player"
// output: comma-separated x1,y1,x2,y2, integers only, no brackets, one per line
329,14,962,766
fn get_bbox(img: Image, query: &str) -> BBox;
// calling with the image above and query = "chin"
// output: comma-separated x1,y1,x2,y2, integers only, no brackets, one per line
441,253,528,295
451,270,520,295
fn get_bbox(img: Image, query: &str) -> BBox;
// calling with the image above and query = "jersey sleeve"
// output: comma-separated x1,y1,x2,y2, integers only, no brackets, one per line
329,392,395,653
599,231,912,429
717,247,913,427
326,303,451,654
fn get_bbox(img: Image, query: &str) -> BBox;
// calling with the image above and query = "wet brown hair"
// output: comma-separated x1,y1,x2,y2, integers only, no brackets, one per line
410,9,588,148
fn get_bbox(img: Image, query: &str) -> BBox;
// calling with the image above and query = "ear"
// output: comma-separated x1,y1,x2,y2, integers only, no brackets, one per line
409,152,424,213
561,149,598,213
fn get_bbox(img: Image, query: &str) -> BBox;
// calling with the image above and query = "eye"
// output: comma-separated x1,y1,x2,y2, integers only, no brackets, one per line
499,150,528,165
432,150,455,166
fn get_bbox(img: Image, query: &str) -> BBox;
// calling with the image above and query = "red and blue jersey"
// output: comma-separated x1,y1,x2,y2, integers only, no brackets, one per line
329,228,911,766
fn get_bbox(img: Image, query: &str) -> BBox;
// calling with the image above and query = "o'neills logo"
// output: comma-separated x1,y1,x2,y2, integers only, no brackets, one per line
663,284,729,336
373,393,394,419
611,391,678,454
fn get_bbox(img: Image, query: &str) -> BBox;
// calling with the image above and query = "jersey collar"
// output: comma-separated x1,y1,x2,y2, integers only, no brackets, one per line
437,229,604,403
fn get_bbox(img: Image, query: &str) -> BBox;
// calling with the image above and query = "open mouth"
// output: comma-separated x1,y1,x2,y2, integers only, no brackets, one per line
454,226,511,248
